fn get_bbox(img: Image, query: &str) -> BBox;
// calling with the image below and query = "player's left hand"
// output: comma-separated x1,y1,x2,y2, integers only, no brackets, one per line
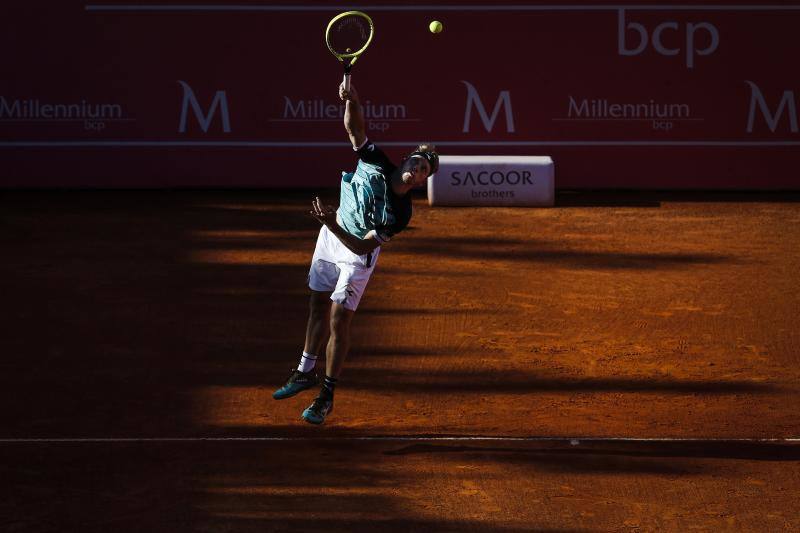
310,196,337,226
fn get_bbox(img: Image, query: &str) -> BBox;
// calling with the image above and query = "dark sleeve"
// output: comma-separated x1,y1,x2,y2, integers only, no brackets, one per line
375,193,412,242
356,139,395,172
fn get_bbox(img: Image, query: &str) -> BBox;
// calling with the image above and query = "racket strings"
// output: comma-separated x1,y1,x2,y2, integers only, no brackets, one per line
328,15,371,56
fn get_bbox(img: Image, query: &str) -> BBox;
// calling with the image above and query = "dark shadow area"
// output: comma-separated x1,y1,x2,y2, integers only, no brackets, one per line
0,191,317,438
392,236,733,270
188,234,318,247
194,517,572,533
0,440,588,532
187,203,317,234
103,361,778,392
377,266,480,277
385,440,800,462
556,189,800,207
348,345,466,358
556,190,663,207
359,306,497,316
345,368,778,395
392,446,696,476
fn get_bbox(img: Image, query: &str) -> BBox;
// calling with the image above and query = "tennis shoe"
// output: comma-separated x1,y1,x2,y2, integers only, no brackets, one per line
301,391,334,425
272,369,319,400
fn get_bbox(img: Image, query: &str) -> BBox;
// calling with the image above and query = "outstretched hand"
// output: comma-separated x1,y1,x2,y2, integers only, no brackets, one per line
310,196,337,226
339,82,359,102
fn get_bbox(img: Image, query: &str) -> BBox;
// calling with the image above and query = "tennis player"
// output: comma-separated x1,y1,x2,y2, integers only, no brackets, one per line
272,81,438,424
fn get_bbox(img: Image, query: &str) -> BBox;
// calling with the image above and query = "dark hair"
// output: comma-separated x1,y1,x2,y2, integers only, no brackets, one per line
408,143,439,175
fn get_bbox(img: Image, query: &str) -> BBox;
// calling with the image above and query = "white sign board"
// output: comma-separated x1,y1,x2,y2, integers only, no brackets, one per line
427,156,555,207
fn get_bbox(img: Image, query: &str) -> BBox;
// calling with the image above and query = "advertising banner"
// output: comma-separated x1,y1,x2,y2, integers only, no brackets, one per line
2,2,799,188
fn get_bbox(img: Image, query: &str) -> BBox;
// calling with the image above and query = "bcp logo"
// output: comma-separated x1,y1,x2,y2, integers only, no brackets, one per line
617,9,720,69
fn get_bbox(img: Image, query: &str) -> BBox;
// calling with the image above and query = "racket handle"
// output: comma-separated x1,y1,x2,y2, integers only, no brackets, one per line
343,73,351,92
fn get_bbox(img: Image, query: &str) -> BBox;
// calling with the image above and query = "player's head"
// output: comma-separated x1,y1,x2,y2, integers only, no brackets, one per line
400,143,439,186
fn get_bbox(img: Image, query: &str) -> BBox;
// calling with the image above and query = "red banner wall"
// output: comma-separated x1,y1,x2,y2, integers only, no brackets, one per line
2,2,800,189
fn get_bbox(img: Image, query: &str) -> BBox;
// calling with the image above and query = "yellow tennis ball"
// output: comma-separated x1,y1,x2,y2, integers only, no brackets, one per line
429,20,443,34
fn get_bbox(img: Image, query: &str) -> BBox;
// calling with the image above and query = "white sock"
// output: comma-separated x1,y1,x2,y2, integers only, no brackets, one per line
297,351,317,373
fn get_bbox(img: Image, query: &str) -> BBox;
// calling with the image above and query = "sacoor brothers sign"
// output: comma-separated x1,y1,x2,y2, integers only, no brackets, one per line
428,156,554,207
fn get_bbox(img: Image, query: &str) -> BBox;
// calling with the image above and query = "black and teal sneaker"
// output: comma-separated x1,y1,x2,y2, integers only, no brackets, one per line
272,369,319,400
301,391,334,425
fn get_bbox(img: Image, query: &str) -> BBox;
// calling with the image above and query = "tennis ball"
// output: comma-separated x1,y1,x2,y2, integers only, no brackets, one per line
429,20,443,34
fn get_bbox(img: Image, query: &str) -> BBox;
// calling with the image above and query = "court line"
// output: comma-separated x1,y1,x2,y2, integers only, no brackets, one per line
2,141,800,147
1,436,798,443
85,5,800,13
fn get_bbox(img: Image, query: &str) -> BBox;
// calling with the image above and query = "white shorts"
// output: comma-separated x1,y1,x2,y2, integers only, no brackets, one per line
308,225,380,311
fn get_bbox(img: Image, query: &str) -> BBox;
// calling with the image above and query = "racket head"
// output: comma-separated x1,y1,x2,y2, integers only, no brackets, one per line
325,10,374,67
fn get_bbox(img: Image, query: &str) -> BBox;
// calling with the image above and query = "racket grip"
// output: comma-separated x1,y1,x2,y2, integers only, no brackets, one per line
343,73,351,92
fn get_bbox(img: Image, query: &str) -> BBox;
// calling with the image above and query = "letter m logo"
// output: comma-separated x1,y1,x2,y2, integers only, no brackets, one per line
745,80,798,133
461,80,515,133
178,80,232,133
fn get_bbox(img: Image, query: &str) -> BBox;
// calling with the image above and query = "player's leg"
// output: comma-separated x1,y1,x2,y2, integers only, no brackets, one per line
325,302,354,379
300,303,352,424
273,229,338,400
273,289,331,400
302,289,332,369
301,256,377,424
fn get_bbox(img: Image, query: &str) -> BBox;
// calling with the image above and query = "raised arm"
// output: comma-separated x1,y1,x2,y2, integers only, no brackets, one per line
340,82,367,149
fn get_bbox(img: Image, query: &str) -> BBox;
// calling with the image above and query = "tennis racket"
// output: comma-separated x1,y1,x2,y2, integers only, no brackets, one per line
325,11,374,92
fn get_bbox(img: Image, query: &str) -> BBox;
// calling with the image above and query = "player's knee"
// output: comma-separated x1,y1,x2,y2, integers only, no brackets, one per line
309,291,330,318
329,317,348,336
329,306,353,335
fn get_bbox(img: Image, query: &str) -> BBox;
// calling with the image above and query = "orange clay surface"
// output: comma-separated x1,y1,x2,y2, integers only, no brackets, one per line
1,190,799,531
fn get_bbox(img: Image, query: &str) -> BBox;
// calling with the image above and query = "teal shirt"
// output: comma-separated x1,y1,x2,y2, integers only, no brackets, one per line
337,142,412,242
338,160,393,239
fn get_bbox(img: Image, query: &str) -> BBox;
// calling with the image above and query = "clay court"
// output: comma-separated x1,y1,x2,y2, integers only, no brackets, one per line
2,190,799,531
